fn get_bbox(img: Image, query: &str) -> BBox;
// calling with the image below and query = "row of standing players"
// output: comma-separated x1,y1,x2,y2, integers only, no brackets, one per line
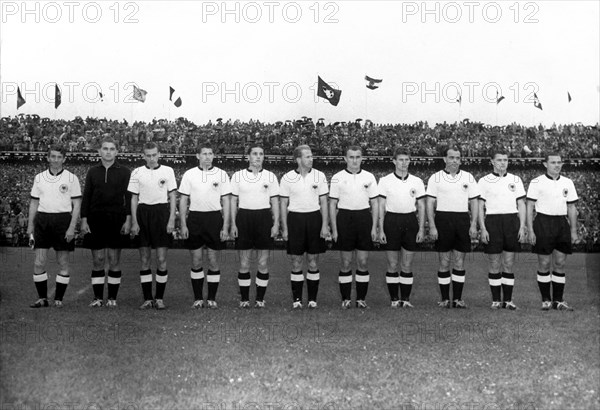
27,137,579,311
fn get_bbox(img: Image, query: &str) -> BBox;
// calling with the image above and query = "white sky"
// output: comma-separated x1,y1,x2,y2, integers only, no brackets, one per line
1,0,599,126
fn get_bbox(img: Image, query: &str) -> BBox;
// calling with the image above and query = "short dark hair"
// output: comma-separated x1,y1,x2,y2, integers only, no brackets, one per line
294,145,311,159
197,143,214,154
543,152,562,162
47,144,66,157
100,135,117,147
143,142,159,152
393,147,410,159
489,147,509,159
442,145,461,157
345,145,362,156
247,144,264,155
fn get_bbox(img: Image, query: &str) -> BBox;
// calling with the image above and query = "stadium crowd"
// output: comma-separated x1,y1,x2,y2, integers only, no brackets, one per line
1,154,598,250
1,114,599,157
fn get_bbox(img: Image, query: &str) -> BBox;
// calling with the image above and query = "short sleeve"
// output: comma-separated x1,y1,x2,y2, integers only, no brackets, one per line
527,178,540,201
220,171,232,196
567,180,579,203
318,171,328,196
268,173,280,197
70,175,82,198
329,173,340,199
127,168,140,195
230,172,240,196
426,174,437,197
178,171,191,196
167,168,177,192
367,174,378,198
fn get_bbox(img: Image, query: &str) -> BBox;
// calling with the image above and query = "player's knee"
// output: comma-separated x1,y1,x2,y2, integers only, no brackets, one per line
356,258,368,271
33,258,46,272
553,257,567,270
400,261,412,273
538,259,551,271
307,260,318,272
387,260,399,272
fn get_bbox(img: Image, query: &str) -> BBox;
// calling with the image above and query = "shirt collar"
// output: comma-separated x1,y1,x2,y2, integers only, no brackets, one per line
247,168,263,173
198,166,214,171
492,172,506,177
145,164,161,170
345,168,362,174
294,168,313,175
394,172,409,181
48,168,64,176
545,173,560,181
442,169,460,176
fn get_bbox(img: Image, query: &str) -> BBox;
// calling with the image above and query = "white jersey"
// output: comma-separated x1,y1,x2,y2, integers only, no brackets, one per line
329,169,378,210
527,174,578,216
128,164,177,205
280,169,328,213
231,169,279,210
30,169,82,213
426,170,479,212
178,166,231,212
478,172,526,215
378,173,426,213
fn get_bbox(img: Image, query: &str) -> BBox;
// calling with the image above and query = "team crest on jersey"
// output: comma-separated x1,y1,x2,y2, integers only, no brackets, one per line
409,188,416,197
213,182,219,189
363,182,371,189
563,188,568,197
59,184,69,193
263,184,269,190
158,178,167,188
312,184,318,190
462,183,469,191
508,183,516,192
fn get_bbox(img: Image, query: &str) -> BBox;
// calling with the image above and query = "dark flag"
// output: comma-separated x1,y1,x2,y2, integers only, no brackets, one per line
456,94,462,105
169,86,182,108
317,76,341,106
365,75,382,90
133,85,147,102
99,91,104,102
17,87,26,109
55,84,62,109
568,92,572,103
533,93,543,110
496,91,505,104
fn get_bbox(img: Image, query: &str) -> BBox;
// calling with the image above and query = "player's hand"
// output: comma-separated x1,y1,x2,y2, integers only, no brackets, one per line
230,225,238,239
480,229,489,244
120,221,130,235
518,226,527,243
80,221,91,235
281,227,288,241
528,231,536,246
379,231,387,244
331,228,338,242
220,228,229,242
429,226,438,241
29,233,35,249
65,227,76,243
270,224,279,238
416,228,425,244
469,225,478,240
166,217,175,234
130,222,140,237
371,228,378,242
320,225,330,239
571,231,580,244
180,226,189,240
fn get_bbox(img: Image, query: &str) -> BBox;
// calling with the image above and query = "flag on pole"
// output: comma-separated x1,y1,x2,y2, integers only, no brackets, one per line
99,91,104,102
17,87,26,109
55,84,62,109
568,91,572,103
496,91,505,104
133,85,147,102
317,76,341,106
169,86,182,108
365,75,382,90
533,93,543,110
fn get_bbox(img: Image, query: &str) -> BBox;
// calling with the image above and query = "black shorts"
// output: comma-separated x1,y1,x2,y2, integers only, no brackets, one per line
287,211,326,255
335,209,374,252
34,212,75,251
532,213,572,255
236,208,273,250
83,212,130,250
135,203,172,249
434,211,471,253
186,211,225,251
484,214,520,254
383,212,419,252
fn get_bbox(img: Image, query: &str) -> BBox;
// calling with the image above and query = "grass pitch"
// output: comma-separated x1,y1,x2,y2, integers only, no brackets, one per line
0,248,598,410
